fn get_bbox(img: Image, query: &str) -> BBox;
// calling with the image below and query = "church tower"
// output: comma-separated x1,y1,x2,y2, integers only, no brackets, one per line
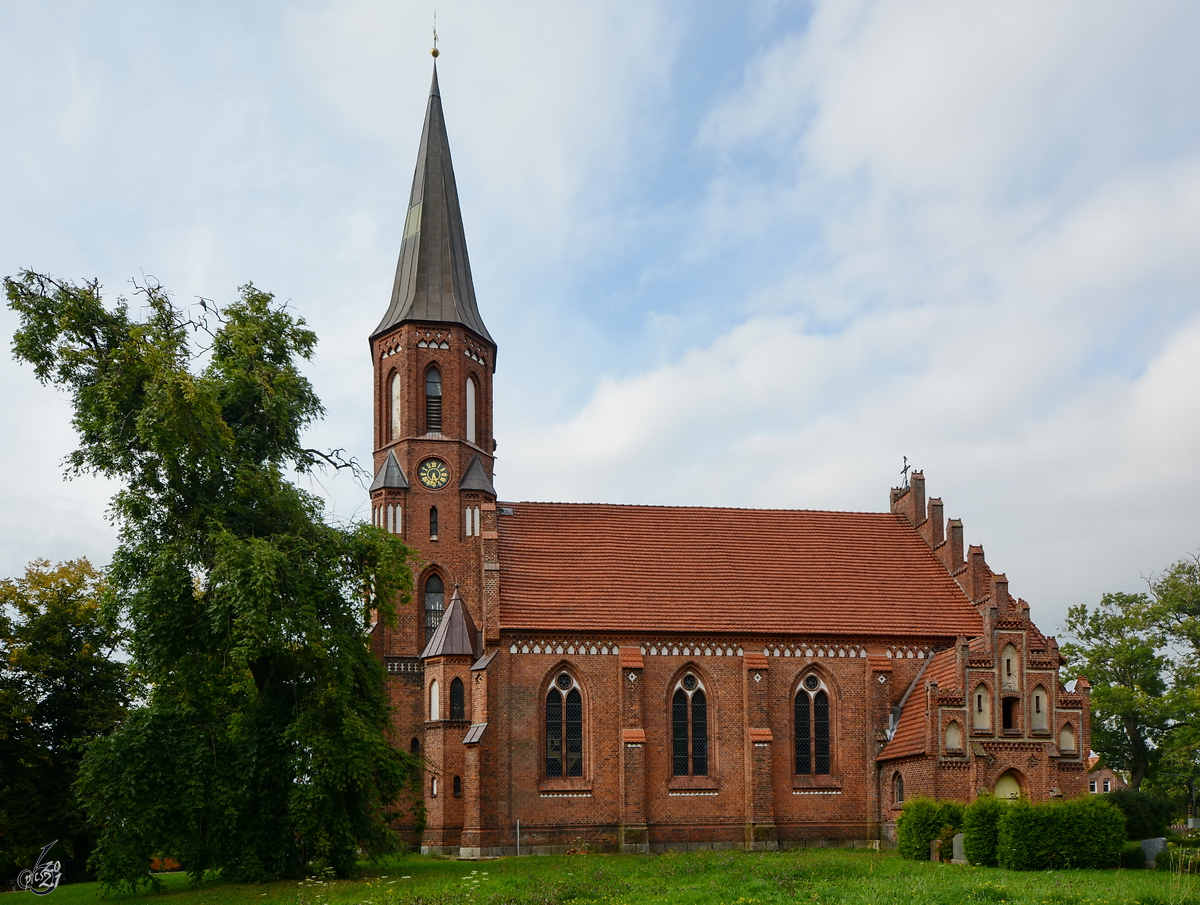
369,61,495,682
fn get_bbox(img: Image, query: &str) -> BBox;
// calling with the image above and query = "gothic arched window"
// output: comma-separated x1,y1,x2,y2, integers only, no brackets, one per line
429,679,440,721
450,677,465,720
672,672,708,776
545,671,583,778
390,372,402,440
429,506,439,540
425,366,442,433
795,673,831,775
423,574,445,647
1032,686,1048,731
466,376,478,444
973,684,991,730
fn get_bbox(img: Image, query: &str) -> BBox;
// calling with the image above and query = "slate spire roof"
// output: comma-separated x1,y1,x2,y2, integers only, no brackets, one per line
458,453,496,495
369,450,409,491
374,64,492,343
420,585,479,659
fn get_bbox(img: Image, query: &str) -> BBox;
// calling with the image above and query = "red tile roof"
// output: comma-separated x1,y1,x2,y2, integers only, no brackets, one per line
878,648,960,761
496,503,982,637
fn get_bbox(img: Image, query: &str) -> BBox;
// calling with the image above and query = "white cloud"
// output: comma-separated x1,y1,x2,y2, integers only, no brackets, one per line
2,0,1199,639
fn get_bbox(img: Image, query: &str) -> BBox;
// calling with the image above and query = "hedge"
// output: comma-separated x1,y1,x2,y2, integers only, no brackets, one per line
1119,840,1146,869
997,796,1125,870
897,797,964,861
1104,789,1174,840
962,795,1005,867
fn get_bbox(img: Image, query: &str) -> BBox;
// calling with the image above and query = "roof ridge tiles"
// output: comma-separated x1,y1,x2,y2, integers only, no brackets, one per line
501,500,907,516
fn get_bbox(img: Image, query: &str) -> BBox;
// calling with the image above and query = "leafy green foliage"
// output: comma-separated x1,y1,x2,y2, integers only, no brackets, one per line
896,797,964,861
0,558,131,884
997,796,1125,870
1106,788,1175,839
5,273,418,889
1061,592,1172,790
962,794,1006,867
1119,840,1146,869
1062,554,1200,796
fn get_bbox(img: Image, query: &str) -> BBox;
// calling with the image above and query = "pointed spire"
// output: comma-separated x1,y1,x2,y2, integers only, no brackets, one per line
369,450,409,491
375,63,493,343
420,585,479,658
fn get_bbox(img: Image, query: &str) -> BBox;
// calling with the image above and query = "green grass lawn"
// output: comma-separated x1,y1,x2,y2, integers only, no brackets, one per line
10,848,1197,905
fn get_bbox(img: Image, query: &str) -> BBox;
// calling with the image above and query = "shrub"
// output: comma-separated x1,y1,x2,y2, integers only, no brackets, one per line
963,795,1006,867
998,796,1125,870
1106,789,1175,839
1157,843,1200,872
897,797,964,861
1119,840,1145,869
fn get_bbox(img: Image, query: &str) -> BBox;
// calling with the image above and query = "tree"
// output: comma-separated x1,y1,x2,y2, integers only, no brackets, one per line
5,272,417,888
1062,555,1200,793
0,558,130,885
1061,592,1172,790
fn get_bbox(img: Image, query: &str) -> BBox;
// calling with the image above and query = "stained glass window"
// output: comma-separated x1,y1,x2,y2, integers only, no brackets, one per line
672,674,709,776
796,675,831,776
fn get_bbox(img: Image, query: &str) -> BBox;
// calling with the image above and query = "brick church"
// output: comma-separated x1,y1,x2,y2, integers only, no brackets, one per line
367,64,1091,856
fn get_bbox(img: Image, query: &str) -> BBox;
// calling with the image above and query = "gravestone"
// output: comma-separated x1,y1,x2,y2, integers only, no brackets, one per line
951,832,967,865
1141,837,1167,868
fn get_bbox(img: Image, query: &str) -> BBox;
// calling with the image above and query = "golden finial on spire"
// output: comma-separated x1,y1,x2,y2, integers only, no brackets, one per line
431,14,439,58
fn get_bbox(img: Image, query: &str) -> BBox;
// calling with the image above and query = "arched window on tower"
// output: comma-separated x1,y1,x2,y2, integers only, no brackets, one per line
429,506,439,540
423,574,445,648
429,679,440,721
466,376,478,445
545,671,584,778
425,367,442,433
390,372,402,440
795,673,832,775
450,677,465,720
672,672,708,776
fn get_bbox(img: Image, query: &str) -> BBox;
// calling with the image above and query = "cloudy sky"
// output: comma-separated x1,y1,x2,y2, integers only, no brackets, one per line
2,1,1199,636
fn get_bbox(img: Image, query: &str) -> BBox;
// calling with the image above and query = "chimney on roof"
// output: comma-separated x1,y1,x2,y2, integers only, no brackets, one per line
941,518,965,575
911,472,926,527
967,545,989,604
920,496,944,548
992,574,1010,613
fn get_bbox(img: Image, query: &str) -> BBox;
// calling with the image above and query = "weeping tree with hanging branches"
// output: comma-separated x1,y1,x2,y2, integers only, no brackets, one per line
5,271,419,889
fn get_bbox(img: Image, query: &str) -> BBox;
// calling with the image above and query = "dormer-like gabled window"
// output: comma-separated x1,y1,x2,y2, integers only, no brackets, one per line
425,366,442,433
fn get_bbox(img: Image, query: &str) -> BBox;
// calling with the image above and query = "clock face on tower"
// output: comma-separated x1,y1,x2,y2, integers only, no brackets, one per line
417,458,450,489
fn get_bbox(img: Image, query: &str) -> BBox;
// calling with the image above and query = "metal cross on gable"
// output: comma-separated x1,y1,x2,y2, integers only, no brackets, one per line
900,455,910,490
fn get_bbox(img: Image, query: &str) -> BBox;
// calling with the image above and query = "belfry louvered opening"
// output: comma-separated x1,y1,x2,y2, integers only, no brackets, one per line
425,366,442,433
795,673,831,775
